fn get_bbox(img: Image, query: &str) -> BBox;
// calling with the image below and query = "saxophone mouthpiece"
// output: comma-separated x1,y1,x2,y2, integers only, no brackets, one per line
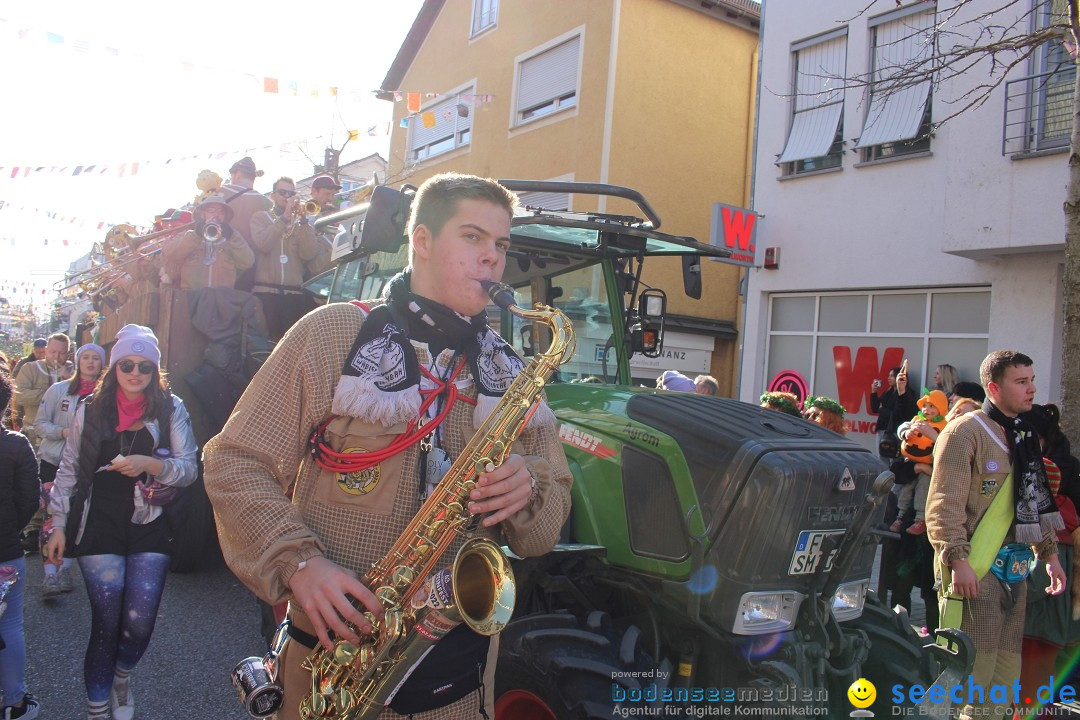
480,280,517,310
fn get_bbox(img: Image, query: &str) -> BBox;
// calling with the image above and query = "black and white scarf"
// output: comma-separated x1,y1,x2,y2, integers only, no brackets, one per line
984,399,1063,543
332,271,553,429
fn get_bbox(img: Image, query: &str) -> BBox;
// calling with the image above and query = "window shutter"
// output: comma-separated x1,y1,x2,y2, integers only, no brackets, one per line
779,33,847,163
517,36,580,113
856,9,935,148
409,91,474,151
518,190,570,212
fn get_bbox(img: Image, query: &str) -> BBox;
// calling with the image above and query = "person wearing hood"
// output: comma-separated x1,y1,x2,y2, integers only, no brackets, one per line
656,370,696,392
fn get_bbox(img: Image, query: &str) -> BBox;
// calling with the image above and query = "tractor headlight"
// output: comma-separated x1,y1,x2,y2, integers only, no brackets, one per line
832,580,868,622
732,591,804,635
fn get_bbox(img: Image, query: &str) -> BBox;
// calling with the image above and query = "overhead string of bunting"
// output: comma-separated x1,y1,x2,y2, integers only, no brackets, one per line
392,91,496,129
0,134,331,181
0,17,369,103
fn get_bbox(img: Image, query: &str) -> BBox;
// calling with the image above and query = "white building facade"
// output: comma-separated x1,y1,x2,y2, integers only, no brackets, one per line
741,0,1070,451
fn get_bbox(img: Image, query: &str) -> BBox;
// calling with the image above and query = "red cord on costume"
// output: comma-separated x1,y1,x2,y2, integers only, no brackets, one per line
309,357,475,474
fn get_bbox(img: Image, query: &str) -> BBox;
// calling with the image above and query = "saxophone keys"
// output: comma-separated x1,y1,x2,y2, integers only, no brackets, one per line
359,643,375,667
391,565,415,587
376,586,400,606
447,501,464,515
336,688,356,713
333,640,359,666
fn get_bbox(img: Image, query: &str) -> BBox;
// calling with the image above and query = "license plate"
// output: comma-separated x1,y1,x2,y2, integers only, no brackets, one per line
788,529,844,575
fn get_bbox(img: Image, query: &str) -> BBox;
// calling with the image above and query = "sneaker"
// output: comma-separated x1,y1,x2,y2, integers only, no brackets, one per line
110,679,134,720
906,519,927,535
888,518,903,532
2,692,40,719
41,573,60,599
58,567,73,593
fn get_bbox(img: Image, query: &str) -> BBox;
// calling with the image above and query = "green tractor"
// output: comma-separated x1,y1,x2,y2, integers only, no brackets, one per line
316,181,971,718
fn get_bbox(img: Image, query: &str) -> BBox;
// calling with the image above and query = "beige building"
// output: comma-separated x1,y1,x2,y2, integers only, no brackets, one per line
379,0,759,394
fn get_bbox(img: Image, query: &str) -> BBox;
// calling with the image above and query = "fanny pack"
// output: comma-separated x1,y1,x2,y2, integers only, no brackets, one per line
990,543,1036,583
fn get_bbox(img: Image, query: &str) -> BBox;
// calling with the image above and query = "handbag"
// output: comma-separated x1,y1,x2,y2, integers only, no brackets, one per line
136,400,181,507
990,543,1035,584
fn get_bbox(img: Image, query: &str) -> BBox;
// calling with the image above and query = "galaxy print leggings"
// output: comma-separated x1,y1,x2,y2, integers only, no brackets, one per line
78,553,171,702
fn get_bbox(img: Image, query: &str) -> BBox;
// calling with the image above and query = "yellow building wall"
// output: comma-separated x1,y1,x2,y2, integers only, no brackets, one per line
606,0,758,394
386,0,614,185
383,0,758,395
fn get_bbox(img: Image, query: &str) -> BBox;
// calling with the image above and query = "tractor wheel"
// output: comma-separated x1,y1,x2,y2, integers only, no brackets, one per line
495,611,668,720
845,590,940,713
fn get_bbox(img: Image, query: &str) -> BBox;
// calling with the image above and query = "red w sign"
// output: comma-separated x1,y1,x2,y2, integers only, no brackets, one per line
833,345,906,415
710,202,759,267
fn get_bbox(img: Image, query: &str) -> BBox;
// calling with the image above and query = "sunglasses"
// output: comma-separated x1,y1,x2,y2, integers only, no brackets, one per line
116,360,156,375
274,189,297,197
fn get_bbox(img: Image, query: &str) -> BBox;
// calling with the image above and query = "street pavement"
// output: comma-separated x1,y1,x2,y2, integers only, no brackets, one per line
22,549,265,720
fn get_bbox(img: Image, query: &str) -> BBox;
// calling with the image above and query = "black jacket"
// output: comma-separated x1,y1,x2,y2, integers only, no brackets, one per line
870,386,919,435
0,427,39,562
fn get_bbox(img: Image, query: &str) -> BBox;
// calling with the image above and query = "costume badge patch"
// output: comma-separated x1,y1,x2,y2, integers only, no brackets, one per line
981,479,998,498
337,449,381,495
986,460,999,472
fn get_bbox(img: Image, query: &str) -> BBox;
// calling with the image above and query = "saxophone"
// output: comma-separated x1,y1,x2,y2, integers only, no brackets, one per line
298,280,576,720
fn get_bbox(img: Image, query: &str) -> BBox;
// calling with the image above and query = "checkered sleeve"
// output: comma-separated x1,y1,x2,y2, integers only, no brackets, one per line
203,303,363,604
501,415,572,557
927,421,977,566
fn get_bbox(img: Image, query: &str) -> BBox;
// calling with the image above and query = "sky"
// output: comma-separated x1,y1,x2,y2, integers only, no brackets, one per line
0,0,425,319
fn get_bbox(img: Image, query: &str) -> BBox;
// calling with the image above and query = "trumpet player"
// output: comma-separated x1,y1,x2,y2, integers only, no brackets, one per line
204,174,572,720
222,156,273,293
161,194,254,291
302,174,343,281
250,178,324,339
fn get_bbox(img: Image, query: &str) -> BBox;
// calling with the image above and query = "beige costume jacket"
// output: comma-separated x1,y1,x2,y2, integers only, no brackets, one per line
927,410,1057,566
203,301,572,606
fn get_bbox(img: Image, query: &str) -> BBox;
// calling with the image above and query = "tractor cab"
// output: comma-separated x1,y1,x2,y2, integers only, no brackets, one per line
315,180,729,385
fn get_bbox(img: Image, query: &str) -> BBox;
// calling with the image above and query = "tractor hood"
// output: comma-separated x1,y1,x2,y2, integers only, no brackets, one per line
547,385,886,632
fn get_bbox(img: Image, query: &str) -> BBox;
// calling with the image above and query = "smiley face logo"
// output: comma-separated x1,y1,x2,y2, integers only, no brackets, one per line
848,677,876,709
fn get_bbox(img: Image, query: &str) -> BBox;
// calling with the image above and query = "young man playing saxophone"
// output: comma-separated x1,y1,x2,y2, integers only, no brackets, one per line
204,173,572,720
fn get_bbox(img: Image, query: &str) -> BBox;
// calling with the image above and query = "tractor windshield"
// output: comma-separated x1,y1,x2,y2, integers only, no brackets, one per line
502,259,619,384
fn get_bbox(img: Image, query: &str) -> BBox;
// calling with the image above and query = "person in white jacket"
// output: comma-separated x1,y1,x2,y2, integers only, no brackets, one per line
44,326,197,720
34,343,105,598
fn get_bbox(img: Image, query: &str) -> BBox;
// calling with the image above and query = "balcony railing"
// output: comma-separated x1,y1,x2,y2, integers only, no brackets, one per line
1003,66,1076,156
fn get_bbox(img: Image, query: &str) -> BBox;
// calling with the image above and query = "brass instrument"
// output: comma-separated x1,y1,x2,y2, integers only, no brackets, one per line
202,221,223,265
56,222,193,296
302,199,321,216
297,281,576,720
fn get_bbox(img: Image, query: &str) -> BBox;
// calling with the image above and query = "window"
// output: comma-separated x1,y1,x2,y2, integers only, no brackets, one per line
514,34,581,127
856,2,936,160
471,0,497,37
779,29,847,175
407,88,474,162
517,190,569,212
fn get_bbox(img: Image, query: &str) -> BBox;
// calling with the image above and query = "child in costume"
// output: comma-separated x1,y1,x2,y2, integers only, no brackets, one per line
891,389,949,535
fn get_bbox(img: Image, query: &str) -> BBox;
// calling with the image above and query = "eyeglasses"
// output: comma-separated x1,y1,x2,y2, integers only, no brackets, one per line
274,189,297,197
116,360,156,375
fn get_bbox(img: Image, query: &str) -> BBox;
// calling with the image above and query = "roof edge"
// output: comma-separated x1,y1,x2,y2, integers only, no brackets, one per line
378,0,447,101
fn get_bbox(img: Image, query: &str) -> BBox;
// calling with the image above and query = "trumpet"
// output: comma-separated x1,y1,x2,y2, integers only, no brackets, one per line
202,221,223,266
301,199,321,216
203,220,223,243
